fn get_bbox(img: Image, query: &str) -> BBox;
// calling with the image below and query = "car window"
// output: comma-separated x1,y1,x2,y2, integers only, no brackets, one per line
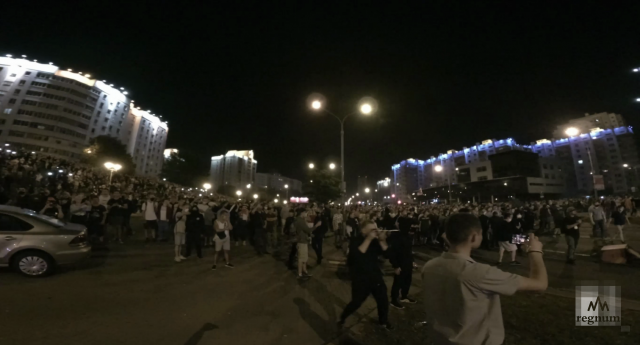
25,213,65,228
0,213,34,231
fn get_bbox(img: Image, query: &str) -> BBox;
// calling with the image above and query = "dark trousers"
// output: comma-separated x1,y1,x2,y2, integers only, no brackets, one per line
254,228,267,254
311,235,323,263
340,278,389,325
185,232,202,258
288,243,297,267
390,268,412,302
593,219,606,238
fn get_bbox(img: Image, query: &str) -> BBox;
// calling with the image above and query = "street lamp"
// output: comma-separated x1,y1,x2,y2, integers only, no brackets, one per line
565,127,579,137
308,163,315,169
329,163,336,170
434,164,452,204
253,194,258,199
365,188,370,193
236,190,242,197
308,94,378,200
104,162,122,184
203,183,212,191
246,184,251,189
284,184,289,199
623,163,629,168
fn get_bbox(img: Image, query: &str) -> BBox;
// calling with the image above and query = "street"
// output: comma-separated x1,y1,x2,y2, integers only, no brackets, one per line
2,217,640,345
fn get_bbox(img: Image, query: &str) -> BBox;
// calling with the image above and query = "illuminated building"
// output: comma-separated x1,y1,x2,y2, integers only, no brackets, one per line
0,56,168,176
210,150,257,188
255,173,302,193
391,123,639,198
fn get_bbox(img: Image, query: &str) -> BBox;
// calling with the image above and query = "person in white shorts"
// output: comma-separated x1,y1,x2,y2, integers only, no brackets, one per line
174,208,187,262
212,209,234,270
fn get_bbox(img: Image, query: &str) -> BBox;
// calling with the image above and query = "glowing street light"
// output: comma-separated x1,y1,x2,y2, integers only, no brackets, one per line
104,162,122,184
246,184,251,189
203,183,212,191
236,190,242,196
274,199,279,203
329,163,336,170
284,184,288,188
253,194,258,199
623,164,629,168
308,163,315,169
307,94,379,201
434,165,443,172
565,127,579,137
365,188,370,193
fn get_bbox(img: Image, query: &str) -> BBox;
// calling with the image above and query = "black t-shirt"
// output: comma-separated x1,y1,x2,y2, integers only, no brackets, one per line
397,216,416,234
108,198,127,217
612,210,627,225
564,215,581,237
347,235,385,283
346,216,360,235
87,205,107,225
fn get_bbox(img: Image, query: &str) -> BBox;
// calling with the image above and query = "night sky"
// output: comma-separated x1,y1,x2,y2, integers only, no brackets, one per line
3,2,640,192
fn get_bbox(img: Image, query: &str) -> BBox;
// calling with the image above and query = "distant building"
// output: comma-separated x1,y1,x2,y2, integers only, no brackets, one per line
552,113,625,139
0,56,168,176
254,173,302,194
210,150,257,188
390,117,639,198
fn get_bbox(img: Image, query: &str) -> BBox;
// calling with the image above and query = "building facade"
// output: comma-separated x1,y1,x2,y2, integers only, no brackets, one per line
254,173,302,194
210,150,257,188
390,122,639,199
0,56,168,176
552,112,626,139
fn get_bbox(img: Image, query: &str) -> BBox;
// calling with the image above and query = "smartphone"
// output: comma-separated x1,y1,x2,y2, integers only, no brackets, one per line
511,234,529,244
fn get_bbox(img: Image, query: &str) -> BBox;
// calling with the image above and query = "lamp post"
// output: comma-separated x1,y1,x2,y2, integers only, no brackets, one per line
309,96,378,200
104,162,122,184
284,184,289,200
434,164,452,204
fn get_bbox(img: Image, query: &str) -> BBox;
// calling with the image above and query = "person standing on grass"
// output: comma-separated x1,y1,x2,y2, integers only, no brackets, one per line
338,220,394,331
563,208,581,265
294,208,312,279
495,214,520,266
609,205,629,243
421,213,548,345
211,209,234,270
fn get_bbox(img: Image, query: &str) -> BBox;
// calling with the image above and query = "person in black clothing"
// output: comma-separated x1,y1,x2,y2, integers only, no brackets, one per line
86,195,107,243
478,209,491,249
40,197,64,219
523,207,536,232
345,210,360,239
496,213,520,265
311,209,328,264
488,211,503,249
388,229,416,309
284,210,298,269
185,205,205,259
338,220,394,331
396,209,414,234
251,203,268,255
14,188,30,209
563,208,581,265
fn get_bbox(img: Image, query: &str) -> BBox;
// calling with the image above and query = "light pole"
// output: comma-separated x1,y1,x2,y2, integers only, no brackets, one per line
434,164,452,204
309,96,378,199
104,162,122,184
284,184,289,200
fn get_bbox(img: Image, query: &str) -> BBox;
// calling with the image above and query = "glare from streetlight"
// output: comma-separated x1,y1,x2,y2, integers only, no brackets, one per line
236,190,242,196
309,163,315,169
284,184,289,189
623,163,629,167
329,163,336,170
246,184,251,189
104,162,122,171
392,194,396,198
274,199,279,203
356,193,359,196
311,100,322,110
253,194,258,199
365,188,370,193
203,183,212,190
434,165,443,172
360,103,372,114
565,127,579,137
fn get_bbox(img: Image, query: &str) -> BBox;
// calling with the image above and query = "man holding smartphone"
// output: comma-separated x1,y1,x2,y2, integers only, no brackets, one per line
422,213,547,345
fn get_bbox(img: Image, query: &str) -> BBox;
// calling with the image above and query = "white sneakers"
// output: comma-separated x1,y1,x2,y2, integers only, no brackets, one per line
174,256,181,263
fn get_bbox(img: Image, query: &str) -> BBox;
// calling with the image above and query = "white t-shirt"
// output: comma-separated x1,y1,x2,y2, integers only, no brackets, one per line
215,220,229,239
144,201,157,221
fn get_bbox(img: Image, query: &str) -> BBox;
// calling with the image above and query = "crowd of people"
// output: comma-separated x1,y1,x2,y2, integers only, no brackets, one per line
3,148,637,342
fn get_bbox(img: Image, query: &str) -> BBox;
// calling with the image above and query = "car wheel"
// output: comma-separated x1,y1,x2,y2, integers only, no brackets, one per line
12,251,54,277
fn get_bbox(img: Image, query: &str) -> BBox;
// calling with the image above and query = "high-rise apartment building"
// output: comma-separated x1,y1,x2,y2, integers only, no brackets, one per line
390,120,638,198
0,56,168,176
210,150,257,188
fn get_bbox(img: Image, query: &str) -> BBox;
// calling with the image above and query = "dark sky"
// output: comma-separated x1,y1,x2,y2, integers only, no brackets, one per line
3,1,640,192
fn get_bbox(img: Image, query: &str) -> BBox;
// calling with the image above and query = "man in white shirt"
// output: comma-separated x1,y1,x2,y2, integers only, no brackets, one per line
141,195,158,242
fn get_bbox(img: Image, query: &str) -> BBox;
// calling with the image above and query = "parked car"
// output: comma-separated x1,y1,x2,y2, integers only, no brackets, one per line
0,205,91,277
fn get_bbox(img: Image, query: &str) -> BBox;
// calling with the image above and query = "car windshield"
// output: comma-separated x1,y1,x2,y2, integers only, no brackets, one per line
24,210,66,228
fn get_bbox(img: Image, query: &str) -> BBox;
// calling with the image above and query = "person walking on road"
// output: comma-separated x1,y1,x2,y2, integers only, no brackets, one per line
610,205,629,243
185,205,205,259
563,208,581,265
589,202,607,239
338,220,394,331
211,209,234,270
388,228,416,309
295,208,312,279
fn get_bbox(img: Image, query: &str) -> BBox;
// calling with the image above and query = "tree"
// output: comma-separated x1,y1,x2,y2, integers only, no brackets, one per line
303,169,342,204
82,135,135,173
160,151,209,186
